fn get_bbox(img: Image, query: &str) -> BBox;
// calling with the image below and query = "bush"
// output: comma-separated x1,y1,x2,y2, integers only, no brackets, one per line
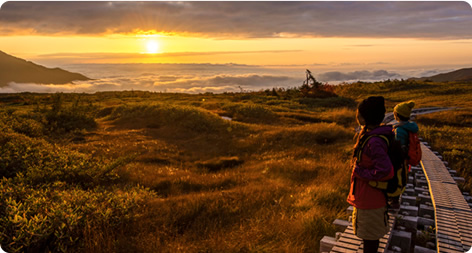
321,108,356,127
222,102,278,124
110,103,230,133
299,96,356,108
262,123,353,148
0,180,154,253
0,113,44,138
300,84,338,99
0,131,120,186
45,94,97,133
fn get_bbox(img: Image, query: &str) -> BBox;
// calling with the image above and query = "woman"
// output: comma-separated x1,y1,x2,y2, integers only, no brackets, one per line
347,96,394,253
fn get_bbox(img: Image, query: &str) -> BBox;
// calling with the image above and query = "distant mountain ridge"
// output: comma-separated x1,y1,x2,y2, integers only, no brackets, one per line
0,50,90,87
408,68,472,82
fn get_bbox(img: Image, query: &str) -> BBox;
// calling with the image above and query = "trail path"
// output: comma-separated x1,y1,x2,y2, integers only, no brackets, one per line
321,107,472,253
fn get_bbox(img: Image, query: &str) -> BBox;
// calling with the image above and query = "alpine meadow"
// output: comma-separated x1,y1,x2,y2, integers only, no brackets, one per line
1,79,472,252
1,1,472,252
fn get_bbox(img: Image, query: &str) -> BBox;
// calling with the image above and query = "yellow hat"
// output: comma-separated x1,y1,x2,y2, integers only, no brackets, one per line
394,101,415,118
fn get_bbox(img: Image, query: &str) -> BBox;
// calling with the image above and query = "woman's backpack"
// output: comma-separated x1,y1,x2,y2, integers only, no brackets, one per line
357,134,407,197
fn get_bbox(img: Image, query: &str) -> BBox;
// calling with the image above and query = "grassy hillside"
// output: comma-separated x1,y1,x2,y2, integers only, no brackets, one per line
408,68,472,82
0,79,471,252
0,51,90,86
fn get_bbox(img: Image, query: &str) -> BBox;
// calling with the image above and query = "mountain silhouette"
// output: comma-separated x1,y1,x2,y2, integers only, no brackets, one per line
0,50,90,87
409,68,472,82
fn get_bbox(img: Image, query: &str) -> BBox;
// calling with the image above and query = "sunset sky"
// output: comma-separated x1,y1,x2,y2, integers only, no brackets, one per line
1,1,472,71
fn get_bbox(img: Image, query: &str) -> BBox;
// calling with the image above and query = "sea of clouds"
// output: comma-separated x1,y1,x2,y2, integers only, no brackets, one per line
0,63,445,94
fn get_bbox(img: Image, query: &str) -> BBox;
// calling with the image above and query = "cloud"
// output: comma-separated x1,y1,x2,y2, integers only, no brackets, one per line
152,74,296,93
1,2,471,39
0,69,405,94
0,63,451,94
318,70,402,82
0,70,300,94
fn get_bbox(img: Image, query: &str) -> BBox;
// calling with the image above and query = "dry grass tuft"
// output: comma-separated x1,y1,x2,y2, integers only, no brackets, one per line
196,156,244,172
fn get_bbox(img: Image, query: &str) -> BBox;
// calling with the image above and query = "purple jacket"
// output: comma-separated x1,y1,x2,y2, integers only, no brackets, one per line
348,125,394,209
354,125,394,181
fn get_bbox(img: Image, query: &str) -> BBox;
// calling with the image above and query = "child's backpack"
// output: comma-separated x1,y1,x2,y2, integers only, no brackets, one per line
356,134,407,197
407,132,422,166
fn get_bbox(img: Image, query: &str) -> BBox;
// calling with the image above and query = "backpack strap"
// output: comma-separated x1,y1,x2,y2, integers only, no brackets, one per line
356,134,389,162
353,134,392,205
357,134,391,191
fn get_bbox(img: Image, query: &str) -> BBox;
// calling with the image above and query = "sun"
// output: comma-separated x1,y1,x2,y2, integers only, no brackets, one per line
146,40,160,54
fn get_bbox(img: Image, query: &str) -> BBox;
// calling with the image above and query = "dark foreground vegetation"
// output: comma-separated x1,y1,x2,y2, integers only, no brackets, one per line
1,79,471,252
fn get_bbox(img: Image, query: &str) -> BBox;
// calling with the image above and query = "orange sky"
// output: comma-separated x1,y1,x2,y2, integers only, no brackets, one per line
1,1,471,70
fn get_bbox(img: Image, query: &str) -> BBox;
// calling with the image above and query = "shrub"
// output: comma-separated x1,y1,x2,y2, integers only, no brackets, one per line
300,84,338,99
0,131,121,186
262,123,353,148
299,96,356,108
0,113,44,138
45,94,97,133
0,180,154,253
110,103,230,133
321,107,356,127
222,102,278,124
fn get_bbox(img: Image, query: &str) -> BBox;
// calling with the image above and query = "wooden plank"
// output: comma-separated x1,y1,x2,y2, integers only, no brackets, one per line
437,229,463,239
435,222,459,231
331,241,361,251
438,238,464,247
437,247,463,253
338,237,362,247
338,233,362,242
460,233,472,242
420,142,472,253
436,233,462,243
330,246,349,253
330,224,395,252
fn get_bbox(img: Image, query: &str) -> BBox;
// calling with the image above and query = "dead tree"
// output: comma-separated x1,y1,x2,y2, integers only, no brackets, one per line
303,69,322,89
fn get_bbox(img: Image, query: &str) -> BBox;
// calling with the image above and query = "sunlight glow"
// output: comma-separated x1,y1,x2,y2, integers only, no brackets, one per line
146,40,160,54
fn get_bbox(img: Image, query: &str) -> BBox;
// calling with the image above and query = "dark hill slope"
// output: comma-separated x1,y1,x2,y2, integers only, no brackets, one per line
0,50,90,87
409,68,472,82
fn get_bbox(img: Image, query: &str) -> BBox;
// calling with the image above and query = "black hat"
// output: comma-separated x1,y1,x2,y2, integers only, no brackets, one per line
357,96,386,125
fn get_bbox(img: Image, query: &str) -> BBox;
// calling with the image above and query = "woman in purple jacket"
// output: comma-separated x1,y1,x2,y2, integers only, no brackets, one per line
347,96,394,253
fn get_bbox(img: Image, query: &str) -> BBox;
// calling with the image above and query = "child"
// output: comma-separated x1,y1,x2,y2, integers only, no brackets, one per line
347,96,394,253
388,101,419,209
393,101,419,152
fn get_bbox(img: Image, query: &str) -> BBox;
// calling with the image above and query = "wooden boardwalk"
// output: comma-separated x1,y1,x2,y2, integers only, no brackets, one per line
323,109,472,252
420,142,472,252
325,142,472,253
330,213,396,253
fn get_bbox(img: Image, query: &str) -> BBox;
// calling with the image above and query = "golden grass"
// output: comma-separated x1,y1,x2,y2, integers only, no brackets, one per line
3,80,471,252
79,101,355,252
416,108,472,193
